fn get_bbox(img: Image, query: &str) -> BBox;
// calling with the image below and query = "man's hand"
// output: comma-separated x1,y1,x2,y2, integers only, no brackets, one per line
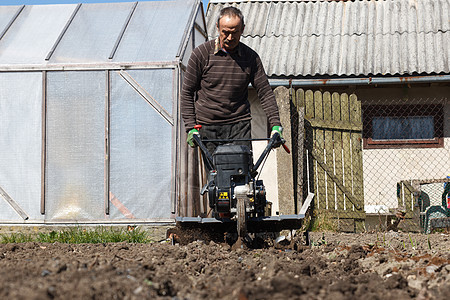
187,128,200,147
271,126,283,148
271,126,283,138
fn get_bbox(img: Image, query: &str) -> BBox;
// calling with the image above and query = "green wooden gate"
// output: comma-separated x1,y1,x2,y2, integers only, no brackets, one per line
297,89,365,231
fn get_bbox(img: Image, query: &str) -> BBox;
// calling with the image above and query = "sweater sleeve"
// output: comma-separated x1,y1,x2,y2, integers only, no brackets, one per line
180,45,205,131
250,54,281,128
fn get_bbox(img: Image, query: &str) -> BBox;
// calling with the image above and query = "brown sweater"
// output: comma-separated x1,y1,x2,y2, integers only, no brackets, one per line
181,39,281,131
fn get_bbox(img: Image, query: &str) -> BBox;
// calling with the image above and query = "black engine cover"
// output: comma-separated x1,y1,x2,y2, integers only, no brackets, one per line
213,144,252,189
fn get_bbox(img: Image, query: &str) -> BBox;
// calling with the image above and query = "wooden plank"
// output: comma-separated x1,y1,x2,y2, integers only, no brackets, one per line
304,90,314,119
355,219,366,233
341,93,353,212
313,91,326,210
413,178,450,185
337,218,355,232
296,108,305,212
311,149,362,211
307,119,362,131
397,182,403,209
400,180,416,217
317,209,364,219
405,191,414,219
397,181,414,218
332,92,345,212
401,180,416,194
399,181,414,218
323,92,335,210
340,93,353,211
296,88,305,109
349,94,365,214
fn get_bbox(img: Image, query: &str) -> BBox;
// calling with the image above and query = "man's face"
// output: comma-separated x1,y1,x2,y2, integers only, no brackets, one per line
217,15,244,52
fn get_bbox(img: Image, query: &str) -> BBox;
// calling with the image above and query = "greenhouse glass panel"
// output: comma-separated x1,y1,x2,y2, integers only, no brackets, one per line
109,69,174,220
45,71,106,220
182,30,194,67
0,6,21,36
50,2,134,63
0,5,76,64
194,6,207,46
113,0,194,62
195,28,207,48
126,69,174,115
0,72,42,221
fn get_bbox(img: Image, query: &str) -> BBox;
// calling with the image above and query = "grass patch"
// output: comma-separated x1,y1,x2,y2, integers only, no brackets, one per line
1,233,35,244
306,212,338,232
1,226,153,244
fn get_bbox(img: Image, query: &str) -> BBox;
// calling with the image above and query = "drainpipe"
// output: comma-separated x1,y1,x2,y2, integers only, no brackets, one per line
268,74,450,87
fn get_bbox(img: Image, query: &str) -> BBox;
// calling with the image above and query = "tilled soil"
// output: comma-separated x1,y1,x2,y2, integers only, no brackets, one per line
0,231,449,299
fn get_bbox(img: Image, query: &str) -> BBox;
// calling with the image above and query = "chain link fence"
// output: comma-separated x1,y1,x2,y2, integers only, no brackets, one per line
289,86,450,233
362,99,449,233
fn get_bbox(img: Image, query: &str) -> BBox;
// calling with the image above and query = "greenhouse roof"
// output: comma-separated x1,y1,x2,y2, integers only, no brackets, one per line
0,0,202,70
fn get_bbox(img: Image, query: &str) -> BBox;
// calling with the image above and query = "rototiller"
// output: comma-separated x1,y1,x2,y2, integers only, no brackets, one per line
176,123,314,245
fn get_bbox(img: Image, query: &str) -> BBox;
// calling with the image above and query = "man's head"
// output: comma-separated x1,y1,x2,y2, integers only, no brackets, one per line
216,7,245,52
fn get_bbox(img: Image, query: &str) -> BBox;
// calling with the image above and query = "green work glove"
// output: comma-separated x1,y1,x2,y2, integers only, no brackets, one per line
187,128,200,148
271,126,283,138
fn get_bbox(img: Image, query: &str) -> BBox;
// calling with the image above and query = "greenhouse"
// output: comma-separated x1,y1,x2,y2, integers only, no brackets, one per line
0,0,207,223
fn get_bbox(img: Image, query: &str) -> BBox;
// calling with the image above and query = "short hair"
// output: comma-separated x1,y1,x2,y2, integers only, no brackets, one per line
216,6,245,28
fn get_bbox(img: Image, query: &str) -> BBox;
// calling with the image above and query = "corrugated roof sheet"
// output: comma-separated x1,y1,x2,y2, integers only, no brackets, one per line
0,0,200,67
207,0,450,77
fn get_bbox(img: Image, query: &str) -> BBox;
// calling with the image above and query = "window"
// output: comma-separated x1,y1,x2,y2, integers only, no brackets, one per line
363,104,444,149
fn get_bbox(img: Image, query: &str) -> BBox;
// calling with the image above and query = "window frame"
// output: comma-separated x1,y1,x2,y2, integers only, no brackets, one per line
362,104,444,149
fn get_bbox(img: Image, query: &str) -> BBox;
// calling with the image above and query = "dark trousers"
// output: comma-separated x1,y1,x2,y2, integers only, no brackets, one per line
199,120,252,158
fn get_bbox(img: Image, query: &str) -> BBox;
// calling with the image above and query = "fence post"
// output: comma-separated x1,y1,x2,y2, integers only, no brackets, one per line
274,86,295,215
296,101,305,212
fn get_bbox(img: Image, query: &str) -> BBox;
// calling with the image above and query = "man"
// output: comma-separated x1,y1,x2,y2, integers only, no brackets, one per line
181,7,282,155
